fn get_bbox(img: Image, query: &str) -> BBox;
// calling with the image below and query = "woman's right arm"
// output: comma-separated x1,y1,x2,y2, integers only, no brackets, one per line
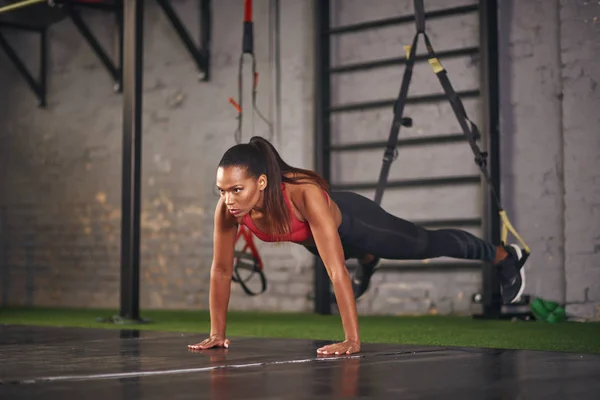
209,198,238,336
188,198,238,350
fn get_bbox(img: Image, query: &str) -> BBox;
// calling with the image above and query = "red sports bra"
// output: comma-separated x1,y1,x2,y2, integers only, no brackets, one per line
241,184,330,243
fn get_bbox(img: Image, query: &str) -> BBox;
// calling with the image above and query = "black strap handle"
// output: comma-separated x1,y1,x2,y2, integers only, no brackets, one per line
232,251,267,296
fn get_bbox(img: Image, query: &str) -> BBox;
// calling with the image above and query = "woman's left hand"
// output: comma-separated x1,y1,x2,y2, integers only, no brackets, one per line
317,340,361,355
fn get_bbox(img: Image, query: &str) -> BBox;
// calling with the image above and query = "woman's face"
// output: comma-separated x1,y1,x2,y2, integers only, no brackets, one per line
216,166,266,217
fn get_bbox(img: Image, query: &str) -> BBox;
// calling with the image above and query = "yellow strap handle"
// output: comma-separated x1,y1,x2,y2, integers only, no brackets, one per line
428,57,444,74
0,0,46,14
500,210,530,253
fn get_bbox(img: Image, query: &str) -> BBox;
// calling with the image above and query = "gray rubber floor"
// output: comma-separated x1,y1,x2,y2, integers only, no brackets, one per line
1,325,599,399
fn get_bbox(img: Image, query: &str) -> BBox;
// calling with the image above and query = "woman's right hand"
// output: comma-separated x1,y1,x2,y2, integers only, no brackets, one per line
188,334,230,351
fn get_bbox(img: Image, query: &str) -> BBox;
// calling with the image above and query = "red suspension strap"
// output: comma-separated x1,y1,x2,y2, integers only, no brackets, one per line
243,0,252,21
228,0,272,145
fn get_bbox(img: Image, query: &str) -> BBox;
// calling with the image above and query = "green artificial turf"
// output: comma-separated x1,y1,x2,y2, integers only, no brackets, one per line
1,307,599,354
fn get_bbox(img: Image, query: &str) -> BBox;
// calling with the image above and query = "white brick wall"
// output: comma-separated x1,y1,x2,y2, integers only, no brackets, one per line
560,0,600,321
498,0,566,303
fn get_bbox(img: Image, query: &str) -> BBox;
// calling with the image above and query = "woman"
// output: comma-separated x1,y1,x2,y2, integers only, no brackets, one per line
188,136,527,356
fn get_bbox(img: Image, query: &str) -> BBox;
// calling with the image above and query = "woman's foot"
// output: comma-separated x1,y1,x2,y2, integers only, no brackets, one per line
351,254,380,299
495,244,527,304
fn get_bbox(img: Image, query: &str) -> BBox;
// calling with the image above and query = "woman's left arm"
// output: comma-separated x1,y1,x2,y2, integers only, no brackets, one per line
295,184,361,355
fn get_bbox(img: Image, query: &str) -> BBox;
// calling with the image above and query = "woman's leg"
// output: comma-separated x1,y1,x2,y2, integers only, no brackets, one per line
330,191,527,303
331,191,497,261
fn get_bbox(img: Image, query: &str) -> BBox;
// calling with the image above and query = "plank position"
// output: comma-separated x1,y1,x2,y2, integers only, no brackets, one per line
188,136,527,355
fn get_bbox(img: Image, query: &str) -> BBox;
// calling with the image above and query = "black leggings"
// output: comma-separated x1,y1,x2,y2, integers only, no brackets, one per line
304,191,496,262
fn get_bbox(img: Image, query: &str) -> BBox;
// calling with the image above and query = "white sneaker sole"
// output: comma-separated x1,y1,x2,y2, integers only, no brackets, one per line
509,244,526,304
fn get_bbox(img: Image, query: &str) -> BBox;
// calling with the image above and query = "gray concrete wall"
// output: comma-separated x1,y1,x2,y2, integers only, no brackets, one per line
0,0,598,320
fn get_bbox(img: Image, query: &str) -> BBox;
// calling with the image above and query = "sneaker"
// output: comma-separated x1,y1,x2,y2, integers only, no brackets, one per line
496,244,527,304
351,256,380,299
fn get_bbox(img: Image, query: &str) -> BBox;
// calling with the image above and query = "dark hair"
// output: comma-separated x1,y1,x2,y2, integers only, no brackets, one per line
218,136,329,238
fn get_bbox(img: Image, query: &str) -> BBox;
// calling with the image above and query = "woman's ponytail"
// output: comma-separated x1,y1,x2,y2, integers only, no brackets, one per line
249,136,283,190
249,136,289,238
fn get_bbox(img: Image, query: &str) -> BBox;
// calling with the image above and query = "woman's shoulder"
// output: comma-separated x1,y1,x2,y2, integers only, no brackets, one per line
285,177,326,203
284,172,314,188
283,171,321,185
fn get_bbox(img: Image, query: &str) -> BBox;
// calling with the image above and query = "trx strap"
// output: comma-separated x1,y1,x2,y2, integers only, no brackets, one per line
376,0,530,261
228,0,273,144
228,0,269,295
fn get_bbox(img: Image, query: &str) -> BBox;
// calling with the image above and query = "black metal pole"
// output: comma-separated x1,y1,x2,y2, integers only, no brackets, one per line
200,0,211,81
39,28,47,107
0,30,44,106
66,4,120,83
116,0,124,92
479,0,502,317
314,0,332,315
156,0,208,80
327,4,478,35
120,0,144,321
330,47,479,74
